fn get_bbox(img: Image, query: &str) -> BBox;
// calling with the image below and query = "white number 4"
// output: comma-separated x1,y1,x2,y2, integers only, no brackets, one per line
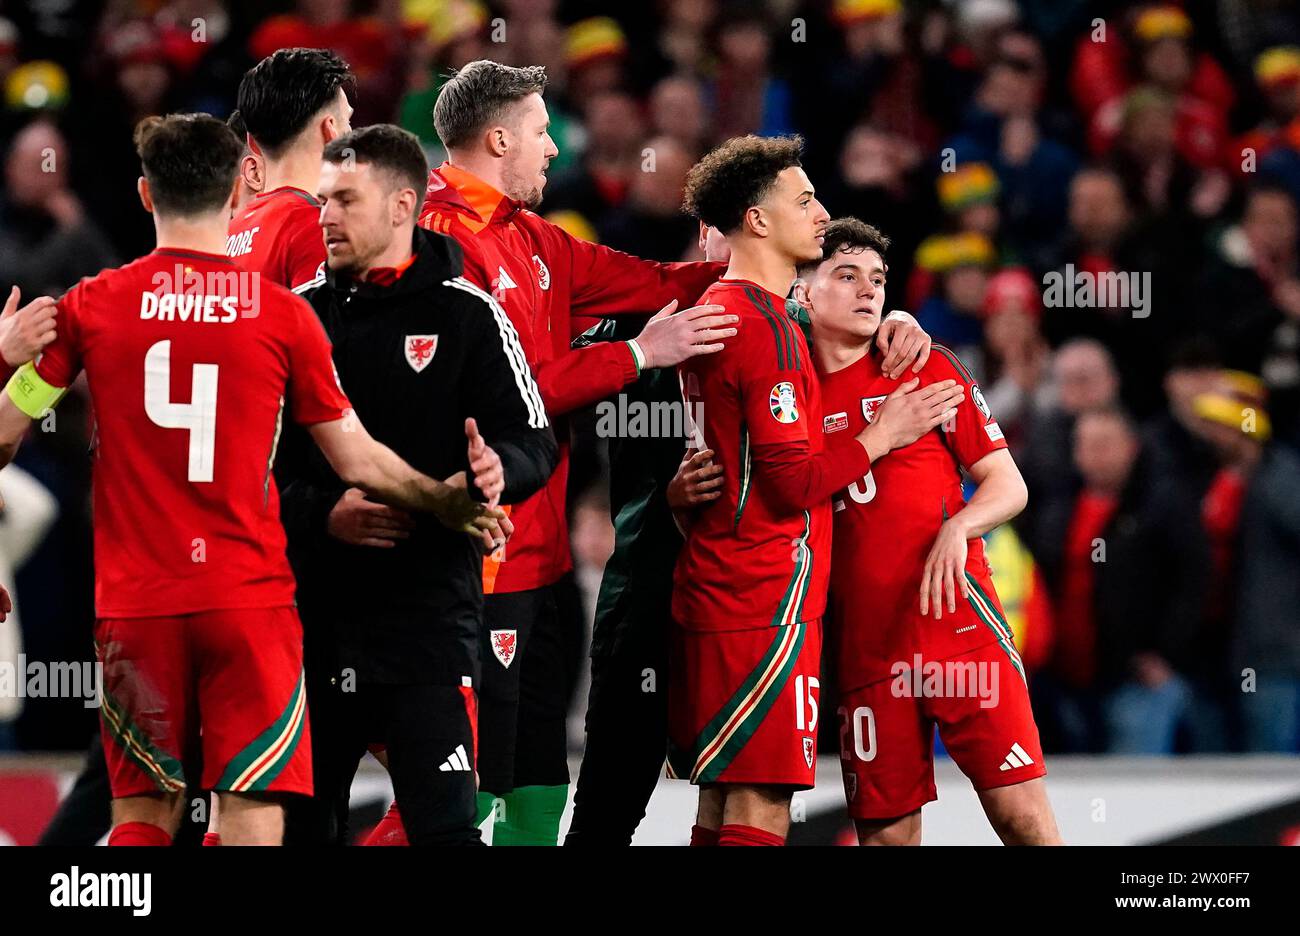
794,674,820,732
144,340,218,483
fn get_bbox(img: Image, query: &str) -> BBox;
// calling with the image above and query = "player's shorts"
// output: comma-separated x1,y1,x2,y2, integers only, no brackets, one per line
836,640,1045,820
667,618,822,789
94,606,311,799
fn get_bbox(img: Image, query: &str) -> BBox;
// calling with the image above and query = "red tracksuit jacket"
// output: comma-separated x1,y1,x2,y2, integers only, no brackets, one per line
420,161,723,594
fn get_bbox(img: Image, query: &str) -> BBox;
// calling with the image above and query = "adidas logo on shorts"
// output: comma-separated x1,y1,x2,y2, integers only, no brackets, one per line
439,744,471,772
998,742,1035,772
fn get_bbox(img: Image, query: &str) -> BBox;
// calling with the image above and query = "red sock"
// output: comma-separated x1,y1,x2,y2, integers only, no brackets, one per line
717,823,784,846
108,822,172,846
202,832,222,846
363,802,409,846
690,824,720,846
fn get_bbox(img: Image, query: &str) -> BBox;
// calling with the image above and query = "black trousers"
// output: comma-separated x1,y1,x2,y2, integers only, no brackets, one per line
478,573,583,795
287,675,481,846
565,610,669,846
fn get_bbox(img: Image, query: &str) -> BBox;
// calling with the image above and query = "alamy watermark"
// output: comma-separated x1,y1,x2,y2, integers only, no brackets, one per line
0,656,102,708
594,393,703,440
144,264,262,321
890,653,1000,709
1042,264,1150,319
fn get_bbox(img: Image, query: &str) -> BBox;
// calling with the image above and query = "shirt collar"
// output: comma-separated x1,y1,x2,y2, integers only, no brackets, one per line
363,253,418,287
437,161,518,223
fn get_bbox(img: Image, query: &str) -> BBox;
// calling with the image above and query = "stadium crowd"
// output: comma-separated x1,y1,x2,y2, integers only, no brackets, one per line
0,0,1298,760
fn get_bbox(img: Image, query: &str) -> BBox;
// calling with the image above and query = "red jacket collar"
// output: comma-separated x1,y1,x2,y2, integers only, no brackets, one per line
423,162,524,229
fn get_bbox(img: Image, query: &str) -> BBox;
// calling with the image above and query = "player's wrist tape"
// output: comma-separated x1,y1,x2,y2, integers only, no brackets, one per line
5,362,67,418
626,339,646,376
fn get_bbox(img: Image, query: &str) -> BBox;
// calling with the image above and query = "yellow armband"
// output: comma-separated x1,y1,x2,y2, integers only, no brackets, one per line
6,362,68,418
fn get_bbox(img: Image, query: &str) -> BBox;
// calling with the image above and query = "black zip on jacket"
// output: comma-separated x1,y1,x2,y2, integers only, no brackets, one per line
278,226,557,685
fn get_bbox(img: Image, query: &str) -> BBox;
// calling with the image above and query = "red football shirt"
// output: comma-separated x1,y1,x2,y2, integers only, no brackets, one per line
34,248,350,618
672,279,870,631
819,345,1008,689
227,186,325,290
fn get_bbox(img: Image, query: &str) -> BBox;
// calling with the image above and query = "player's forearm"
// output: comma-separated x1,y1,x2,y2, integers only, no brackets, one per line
754,437,873,512
947,465,1028,539
345,441,450,515
536,343,638,416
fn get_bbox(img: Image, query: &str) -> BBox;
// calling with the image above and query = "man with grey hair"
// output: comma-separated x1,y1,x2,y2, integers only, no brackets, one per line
417,58,733,845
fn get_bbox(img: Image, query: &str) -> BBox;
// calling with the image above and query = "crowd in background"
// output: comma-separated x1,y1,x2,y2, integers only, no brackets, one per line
0,0,1298,757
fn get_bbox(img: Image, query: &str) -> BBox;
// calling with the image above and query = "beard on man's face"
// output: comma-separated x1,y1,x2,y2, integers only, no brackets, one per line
502,158,546,208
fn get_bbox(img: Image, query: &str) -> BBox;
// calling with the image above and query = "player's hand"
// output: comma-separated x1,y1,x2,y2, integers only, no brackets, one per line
465,417,503,507
478,511,514,554
327,487,416,548
875,310,931,379
439,471,511,548
0,287,58,367
865,378,964,453
667,449,724,510
0,582,11,622
919,519,970,620
634,300,737,369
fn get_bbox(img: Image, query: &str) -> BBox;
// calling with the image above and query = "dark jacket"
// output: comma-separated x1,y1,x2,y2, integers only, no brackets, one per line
1031,452,1212,687
279,227,557,685
1232,443,1300,678
574,316,685,660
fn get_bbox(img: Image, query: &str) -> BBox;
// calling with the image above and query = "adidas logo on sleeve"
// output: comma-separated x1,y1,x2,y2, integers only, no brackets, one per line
439,744,472,772
998,742,1036,772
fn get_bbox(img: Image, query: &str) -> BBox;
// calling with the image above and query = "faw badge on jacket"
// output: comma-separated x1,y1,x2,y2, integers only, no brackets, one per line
404,334,438,372
491,629,517,668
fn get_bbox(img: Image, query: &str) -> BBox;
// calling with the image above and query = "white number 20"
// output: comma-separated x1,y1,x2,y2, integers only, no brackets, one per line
144,340,218,483
838,705,877,762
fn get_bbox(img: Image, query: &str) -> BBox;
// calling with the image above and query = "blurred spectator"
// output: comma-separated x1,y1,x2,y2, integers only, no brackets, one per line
73,20,181,258
0,119,117,298
249,0,402,126
397,0,491,151
796,0,943,178
982,267,1051,448
0,465,59,750
600,136,698,260
645,0,716,79
912,231,995,354
904,160,1003,315
1090,5,1232,171
3,59,70,143
821,124,931,295
1143,338,1223,498
1040,165,1184,416
945,27,1079,254
1019,338,1120,524
1197,182,1300,442
1036,406,1211,753
648,76,709,157
546,90,647,232
709,9,794,141
939,161,1001,239
1107,85,1230,223
1251,46,1300,203
1196,376,1300,751
564,16,628,101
